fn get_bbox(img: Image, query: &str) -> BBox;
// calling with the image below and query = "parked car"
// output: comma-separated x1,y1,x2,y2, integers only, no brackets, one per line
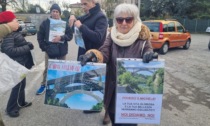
24,22,37,35
17,19,27,36
208,40,210,50
143,19,191,54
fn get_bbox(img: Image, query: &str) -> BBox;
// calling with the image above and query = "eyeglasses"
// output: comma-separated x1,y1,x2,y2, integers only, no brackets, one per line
116,17,134,24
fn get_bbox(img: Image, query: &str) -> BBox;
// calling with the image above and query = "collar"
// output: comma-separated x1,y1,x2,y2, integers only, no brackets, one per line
89,3,100,15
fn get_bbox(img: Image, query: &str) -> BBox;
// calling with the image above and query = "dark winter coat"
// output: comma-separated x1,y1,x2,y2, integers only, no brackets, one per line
1,31,34,69
37,18,73,58
77,3,108,58
99,24,153,113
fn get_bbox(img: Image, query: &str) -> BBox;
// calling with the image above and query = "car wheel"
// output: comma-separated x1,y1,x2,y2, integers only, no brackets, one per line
208,41,210,50
183,39,190,49
31,33,36,35
159,42,168,54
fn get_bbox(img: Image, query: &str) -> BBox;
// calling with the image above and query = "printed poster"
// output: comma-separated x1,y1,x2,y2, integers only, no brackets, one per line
115,58,165,124
44,59,106,111
49,19,66,43
74,27,86,49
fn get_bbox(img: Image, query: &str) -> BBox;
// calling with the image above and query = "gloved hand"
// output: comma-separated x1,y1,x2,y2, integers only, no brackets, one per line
143,52,158,63
27,42,34,50
79,52,97,66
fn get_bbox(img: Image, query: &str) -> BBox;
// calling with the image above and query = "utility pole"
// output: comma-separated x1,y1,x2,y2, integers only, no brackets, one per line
23,0,25,12
138,0,141,15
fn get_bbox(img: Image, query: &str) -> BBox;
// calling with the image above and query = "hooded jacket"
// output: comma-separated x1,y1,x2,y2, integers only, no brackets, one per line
0,24,12,39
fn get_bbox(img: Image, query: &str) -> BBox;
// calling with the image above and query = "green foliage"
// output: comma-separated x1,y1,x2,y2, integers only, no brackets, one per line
117,61,126,76
91,102,103,111
62,10,70,19
47,97,68,108
101,0,119,18
118,68,164,94
141,0,210,19
118,72,132,85
27,4,46,14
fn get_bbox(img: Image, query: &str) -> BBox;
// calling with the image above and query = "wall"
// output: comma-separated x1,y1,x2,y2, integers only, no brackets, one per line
15,14,50,30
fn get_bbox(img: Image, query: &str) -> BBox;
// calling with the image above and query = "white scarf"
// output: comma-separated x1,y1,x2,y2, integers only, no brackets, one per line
111,22,142,47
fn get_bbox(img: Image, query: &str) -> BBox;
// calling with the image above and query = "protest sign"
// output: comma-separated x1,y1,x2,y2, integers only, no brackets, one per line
115,58,165,124
49,19,66,43
44,60,106,111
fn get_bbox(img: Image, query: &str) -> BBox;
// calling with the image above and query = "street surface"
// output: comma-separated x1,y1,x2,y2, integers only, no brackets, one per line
0,34,210,126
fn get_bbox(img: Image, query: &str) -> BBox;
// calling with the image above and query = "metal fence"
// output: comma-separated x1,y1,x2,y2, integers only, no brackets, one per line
176,18,210,33
15,13,210,33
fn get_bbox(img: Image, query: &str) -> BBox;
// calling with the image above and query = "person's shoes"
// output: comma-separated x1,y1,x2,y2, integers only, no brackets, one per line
36,85,46,95
7,110,19,117
83,110,101,114
103,112,111,125
21,102,32,108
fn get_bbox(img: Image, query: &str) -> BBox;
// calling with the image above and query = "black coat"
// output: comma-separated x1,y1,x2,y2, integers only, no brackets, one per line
77,3,108,58
1,31,34,69
37,18,73,58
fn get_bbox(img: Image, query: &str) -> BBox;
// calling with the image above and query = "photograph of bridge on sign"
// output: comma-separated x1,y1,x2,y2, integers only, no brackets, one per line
44,60,106,111
115,58,165,124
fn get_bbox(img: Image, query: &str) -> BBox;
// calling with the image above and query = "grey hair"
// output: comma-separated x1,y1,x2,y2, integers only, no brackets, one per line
113,3,141,25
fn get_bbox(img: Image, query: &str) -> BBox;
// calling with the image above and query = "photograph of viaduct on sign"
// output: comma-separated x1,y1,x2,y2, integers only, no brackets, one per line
44,60,106,111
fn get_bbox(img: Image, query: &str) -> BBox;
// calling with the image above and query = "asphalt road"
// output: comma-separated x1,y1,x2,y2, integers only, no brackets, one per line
0,34,210,126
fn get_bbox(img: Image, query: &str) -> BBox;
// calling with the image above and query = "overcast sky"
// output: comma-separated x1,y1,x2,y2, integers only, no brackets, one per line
28,0,80,4
27,0,80,10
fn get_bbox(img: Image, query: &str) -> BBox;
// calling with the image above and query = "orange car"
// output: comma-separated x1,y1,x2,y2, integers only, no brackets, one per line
143,20,191,54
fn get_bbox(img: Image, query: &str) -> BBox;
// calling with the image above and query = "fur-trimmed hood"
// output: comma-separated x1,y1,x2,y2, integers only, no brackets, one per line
138,24,151,40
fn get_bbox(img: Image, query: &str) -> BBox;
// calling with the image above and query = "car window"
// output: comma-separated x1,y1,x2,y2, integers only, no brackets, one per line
168,22,175,32
143,22,160,32
176,22,184,32
163,24,168,32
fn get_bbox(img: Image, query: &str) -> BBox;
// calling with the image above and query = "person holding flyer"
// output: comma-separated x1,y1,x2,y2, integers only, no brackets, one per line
79,3,157,126
36,3,73,95
68,0,108,60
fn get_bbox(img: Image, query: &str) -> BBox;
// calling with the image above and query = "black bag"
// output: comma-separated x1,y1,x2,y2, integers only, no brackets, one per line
46,44,60,58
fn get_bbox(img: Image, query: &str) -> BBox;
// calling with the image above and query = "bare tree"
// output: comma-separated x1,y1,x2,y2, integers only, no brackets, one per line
0,0,17,12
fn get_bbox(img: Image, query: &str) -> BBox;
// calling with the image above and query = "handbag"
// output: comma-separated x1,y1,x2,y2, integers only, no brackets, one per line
0,52,29,94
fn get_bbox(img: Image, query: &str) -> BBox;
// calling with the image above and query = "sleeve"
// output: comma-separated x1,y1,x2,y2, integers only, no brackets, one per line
0,24,12,39
98,34,112,63
79,15,108,45
142,40,154,58
37,21,47,51
1,35,31,57
61,23,73,42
